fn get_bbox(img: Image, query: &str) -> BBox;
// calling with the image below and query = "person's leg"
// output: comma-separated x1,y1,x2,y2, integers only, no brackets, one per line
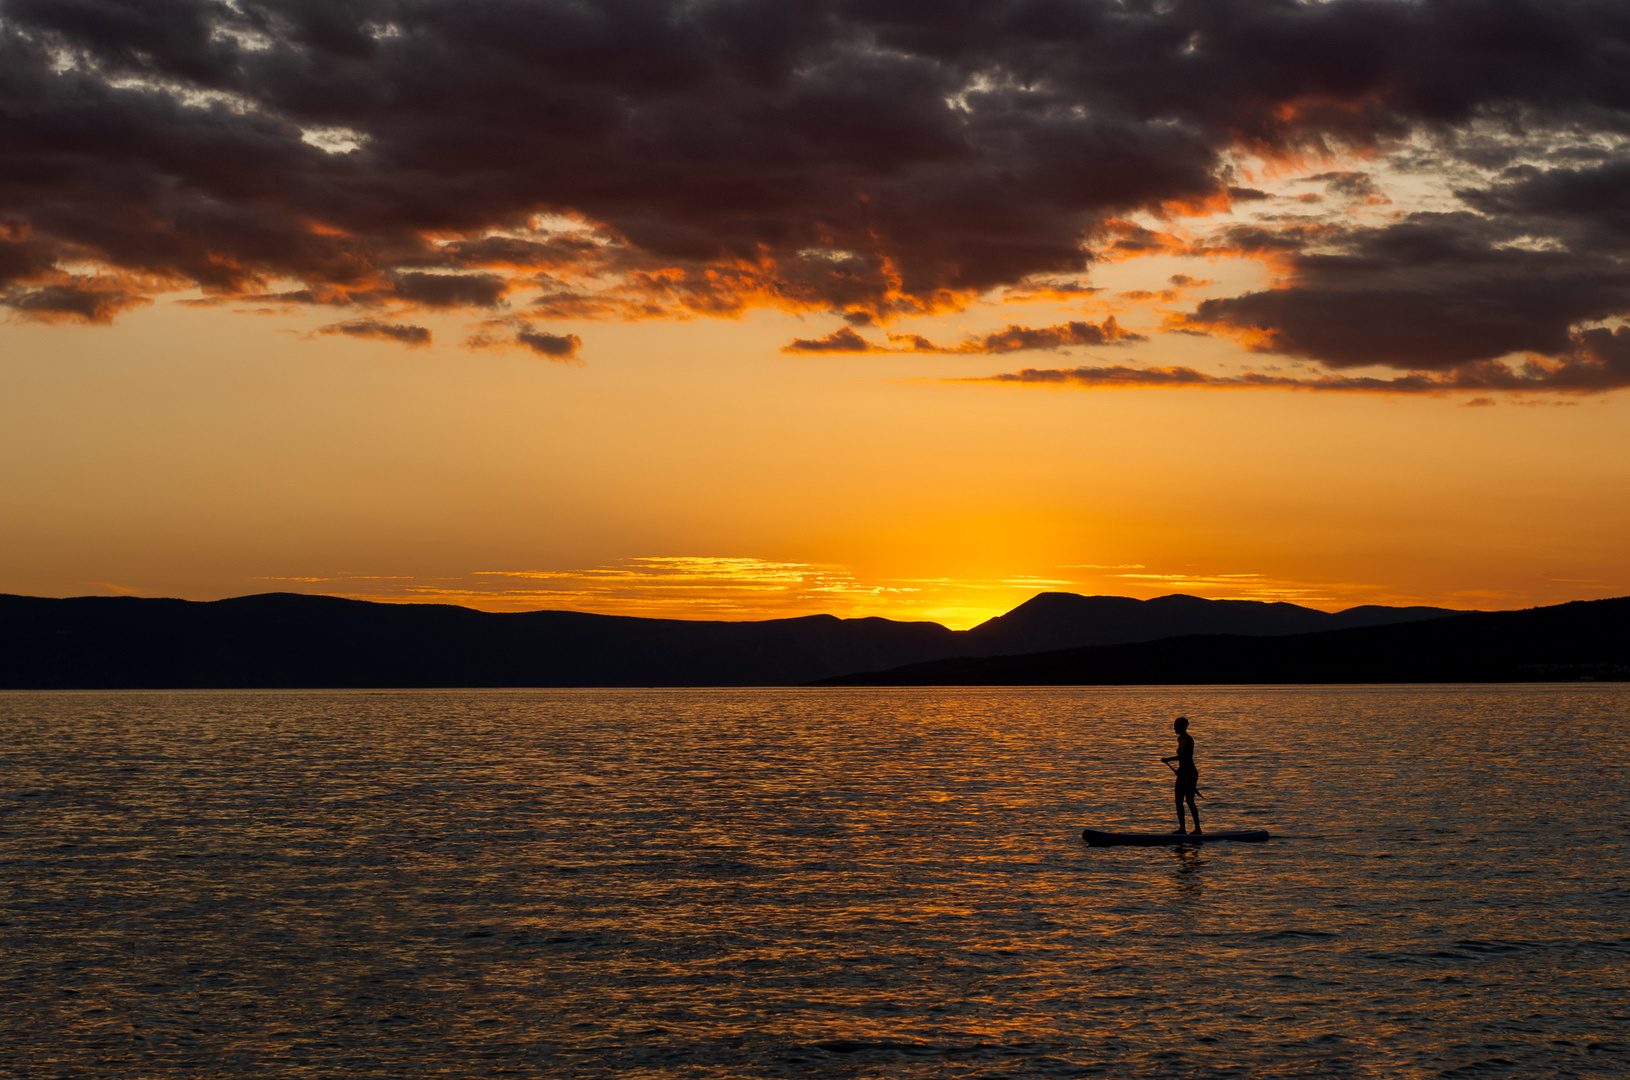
1186,792,1201,833
1174,786,1188,832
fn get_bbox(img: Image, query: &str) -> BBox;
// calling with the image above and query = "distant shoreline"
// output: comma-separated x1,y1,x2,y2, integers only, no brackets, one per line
1,590,1622,690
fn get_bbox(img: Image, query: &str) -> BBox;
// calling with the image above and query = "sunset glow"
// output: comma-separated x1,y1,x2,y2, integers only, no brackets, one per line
2,1,1628,623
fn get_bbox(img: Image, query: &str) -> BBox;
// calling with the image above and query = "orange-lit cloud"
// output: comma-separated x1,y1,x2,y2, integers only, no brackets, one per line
784,318,1143,355
1116,274,1216,304
3,0,1626,391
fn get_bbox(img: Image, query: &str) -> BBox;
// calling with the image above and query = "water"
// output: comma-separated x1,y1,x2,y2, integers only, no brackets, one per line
1,686,1626,1078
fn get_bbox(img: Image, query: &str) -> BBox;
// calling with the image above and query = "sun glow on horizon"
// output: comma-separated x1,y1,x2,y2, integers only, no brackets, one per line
210,554,1603,630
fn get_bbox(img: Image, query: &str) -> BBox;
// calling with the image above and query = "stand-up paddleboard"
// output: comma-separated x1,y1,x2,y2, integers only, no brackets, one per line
1083,828,1270,847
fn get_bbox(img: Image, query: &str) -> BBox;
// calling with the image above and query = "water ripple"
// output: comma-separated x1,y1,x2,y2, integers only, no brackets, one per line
0,685,1627,1077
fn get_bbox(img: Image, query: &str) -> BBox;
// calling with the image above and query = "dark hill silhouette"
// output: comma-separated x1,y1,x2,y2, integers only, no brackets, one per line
0,593,964,688
0,589,1483,688
963,592,1465,654
814,597,1630,685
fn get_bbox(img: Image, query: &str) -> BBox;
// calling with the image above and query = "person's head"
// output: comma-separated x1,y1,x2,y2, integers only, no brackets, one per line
1174,716,1189,733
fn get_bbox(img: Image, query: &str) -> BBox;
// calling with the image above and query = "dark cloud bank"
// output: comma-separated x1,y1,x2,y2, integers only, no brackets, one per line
3,1,1630,389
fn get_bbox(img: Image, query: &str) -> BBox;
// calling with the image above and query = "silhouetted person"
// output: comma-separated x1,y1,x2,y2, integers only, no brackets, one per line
1161,716,1201,834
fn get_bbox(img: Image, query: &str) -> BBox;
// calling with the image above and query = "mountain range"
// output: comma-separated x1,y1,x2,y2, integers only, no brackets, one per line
815,596,1630,686
0,590,1482,688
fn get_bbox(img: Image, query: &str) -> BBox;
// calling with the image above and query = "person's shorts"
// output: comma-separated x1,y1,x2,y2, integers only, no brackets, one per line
1175,770,1199,795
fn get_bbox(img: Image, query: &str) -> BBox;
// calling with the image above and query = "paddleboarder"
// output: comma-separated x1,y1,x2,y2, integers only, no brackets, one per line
1160,716,1201,834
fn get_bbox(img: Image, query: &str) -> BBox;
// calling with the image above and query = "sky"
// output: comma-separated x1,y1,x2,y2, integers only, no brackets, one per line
2,0,1629,629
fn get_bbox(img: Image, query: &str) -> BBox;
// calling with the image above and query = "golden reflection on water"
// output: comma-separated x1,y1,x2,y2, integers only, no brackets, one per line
1168,846,1206,900
0,686,1627,1078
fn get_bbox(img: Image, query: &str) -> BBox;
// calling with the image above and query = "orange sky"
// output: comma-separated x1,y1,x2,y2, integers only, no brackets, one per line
3,203,1626,629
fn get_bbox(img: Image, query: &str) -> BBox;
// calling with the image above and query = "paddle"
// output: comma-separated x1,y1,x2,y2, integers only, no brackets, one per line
1162,757,1203,798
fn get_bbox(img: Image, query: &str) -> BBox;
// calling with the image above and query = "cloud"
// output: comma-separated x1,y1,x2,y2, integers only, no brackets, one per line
972,364,1235,389
785,326,878,353
317,319,431,346
388,272,508,309
0,0,1625,336
967,327,1630,394
1301,171,1386,203
515,328,582,360
784,318,1142,354
0,236,55,286
435,235,606,271
2,279,151,323
1175,211,1630,391
962,319,1146,353
1118,274,1216,302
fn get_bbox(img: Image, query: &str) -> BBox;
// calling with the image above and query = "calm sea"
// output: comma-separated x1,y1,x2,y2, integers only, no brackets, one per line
1,687,1626,1078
